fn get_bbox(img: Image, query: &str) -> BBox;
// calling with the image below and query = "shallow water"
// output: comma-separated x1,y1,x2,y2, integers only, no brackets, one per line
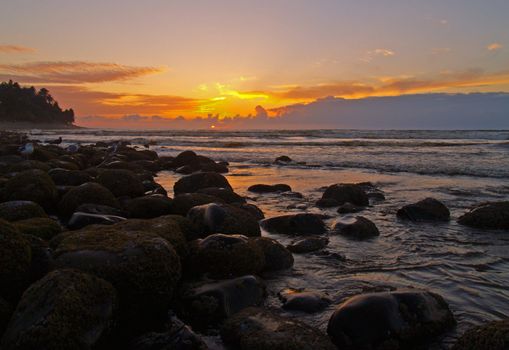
34,129,509,347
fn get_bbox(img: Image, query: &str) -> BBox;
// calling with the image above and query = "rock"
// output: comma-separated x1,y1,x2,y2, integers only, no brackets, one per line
252,237,294,271
23,234,53,283
452,319,509,350
131,160,161,172
67,212,126,230
48,168,92,186
327,289,456,349
180,275,265,329
397,198,450,222
221,307,336,350
75,203,128,217
124,195,173,219
287,237,329,254
187,203,261,238
3,169,58,210
260,213,327,236
172,150,198,168
160,215,204,242
188,234,265,278
0,220,31,302
333,216,380,239
0,296,12,336
278,288,331,313
248,184,292,193
8,160,51,173
317,184,369,207
1,269,117,350
196,187,246,204
233,203,265,220
13,217,62,240
58,182,120,218
97,169,146,198
315,198,341,208
53,228,182,332
337,202,364,214
169,193,224,216
201,162,229,174
275,155,292,163
174,172,232,195
0,200,47,221
458,201,509,230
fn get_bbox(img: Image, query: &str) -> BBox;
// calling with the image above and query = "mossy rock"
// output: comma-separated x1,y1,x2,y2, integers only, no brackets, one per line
97,169,146,198
124,195,173,219
173,172,232,195
3,170,58,211
0,200,47,222
196,187,246,204
160,214,204,241
13,217,62,240
0,296,12,336
53,228,181,332
23,234,54,283
1,269,117,350
452,319,509,350
251,237,294,272
317,183,369,207
458,201,509,230
169,193,225,216
8,160,51,173
0,219,32,302
48,168,93,186
58,182,120,218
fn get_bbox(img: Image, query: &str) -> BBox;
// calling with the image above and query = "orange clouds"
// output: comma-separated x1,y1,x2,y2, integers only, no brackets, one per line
0,61,164,84
487,43,503,51
0,45,36,54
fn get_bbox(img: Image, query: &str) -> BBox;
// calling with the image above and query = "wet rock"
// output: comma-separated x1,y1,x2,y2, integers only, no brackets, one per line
161,214,204,242
1,269,117,350
188,234,265,278
23,234,53,282
97,169,146,198
172,150,198,168
317,183,369,208
287,237,329,254
252,237,294,271
131,160,161,172
327,289,456,349
169,193,224,216
187,203,261,238
48,168,92,186
67,212,126,230
278,288,331,313
458,201,509,230
124,195,173,219
174,172,232,195
197,187,246,204
248,184,292,193
0,219,32,302
337,202,364,214
452,319,509,350
282,191,304,199
275,155,292,163
333,216,380,239
0,200,47,221
233,202,265,220
8,160,51,173
201,161,229,174
75,203,128,217
0,296,12,336
180,275,265,329
13,217,62,240
143,181,168,196
260,213,327,236
397,198,450,222
3,169,58,211
221,307,336,350
58,182,120,218
53,228,181,332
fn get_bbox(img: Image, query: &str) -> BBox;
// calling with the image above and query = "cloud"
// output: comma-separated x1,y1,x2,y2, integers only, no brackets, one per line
0,61,164,84
361,48,395,62
0,45,36,54
487,42,503,51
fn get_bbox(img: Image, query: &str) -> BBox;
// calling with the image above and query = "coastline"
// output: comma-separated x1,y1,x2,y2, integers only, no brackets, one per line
0,122,83,130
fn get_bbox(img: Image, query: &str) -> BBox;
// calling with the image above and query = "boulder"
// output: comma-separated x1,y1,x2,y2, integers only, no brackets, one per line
13,217,62,240
75,203,128,217
3,170,58,210
327,289,455,349
333,216,380,239
23,234,53,283
67,212,126,230
0,296,11,336
196,187,246,204
317,184,369,207
0,200,47,221
48,168,92,186
287,237,329,254
97,169,146,198
221,307,336,350
174,172,232,195
172,150,198,168
397,198,450,222
278,288,331,313
187,203,261,238
124,195,173,219
234,203,265,220
169,193,224,216
248,184,292,193
58,182,120,218
8,160,51,173
275,155,292,163
260,213,327,236
1,269,117,350
458,201,509,230
452,319,509,350
337,202,364,214
252,237,294,271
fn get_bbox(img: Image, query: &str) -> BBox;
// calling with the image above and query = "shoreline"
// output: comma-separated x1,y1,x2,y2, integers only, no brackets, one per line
0,122,83,130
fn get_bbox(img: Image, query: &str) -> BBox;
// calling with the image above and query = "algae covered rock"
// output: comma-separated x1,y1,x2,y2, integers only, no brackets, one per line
48,168,92,186
124,195,173,219
13,217,62,240
3,170,58,210
174,172,232,195
97,169,146,198
452,319,509,350
252,237,294,271
169,193,224,216
458,201,509,230
261,213,327,236
0,200,47,222
397,197,450,222
58,182,120,218
317,183,369,208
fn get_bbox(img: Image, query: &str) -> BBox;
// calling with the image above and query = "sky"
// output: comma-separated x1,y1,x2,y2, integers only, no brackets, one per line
0,0,508,129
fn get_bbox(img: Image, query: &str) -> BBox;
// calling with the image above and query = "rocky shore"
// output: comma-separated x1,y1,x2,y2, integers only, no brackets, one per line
0,129,508,349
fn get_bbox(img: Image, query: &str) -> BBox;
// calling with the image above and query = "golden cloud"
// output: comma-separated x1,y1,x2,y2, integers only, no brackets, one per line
0,45,36,54
487,42,503,51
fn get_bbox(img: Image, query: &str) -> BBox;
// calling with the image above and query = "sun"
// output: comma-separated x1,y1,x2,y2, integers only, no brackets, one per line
210,125,216,129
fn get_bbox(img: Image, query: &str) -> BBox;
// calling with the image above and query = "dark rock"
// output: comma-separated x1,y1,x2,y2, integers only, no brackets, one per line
252,237,294,271
180,275,265,329
48,168,93,186
260,213,327,236
67,212,126,230
287,237,329,254
0,296,12,336
452,319,509,350
143,181,168,196
173,150,198,168
337,202,364,214
23,234,53,283
3,169,58,211
160,215,204,242
221,307,336,350
275,155,292,163
13,217,62,240
333,216,380,239
187,203,261,238
1,269,117,350
174,172,232,195
131,160,161,172
8,160,51,173
124,195,173,219
175,165,196,174
458,201,509,230
397,198,450,222
327,289,456,349
248,184,292,193
279,288,331,313
316,198,341,208
201,162,229,174
169,193,224,216
233,202,265,220
197,187,246,204
97,169,146,198
318,183,369,207
188,234,265,278
0,200,47,221
58,182,120,218
75,203,128,217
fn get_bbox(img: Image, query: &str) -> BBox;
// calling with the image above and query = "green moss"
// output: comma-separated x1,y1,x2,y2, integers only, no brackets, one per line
3,169,58,210
14,217,62,240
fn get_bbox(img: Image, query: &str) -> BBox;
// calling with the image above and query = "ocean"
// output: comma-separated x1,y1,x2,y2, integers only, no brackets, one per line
33,128,509,348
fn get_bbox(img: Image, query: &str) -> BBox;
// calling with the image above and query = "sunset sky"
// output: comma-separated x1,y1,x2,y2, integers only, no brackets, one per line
1,0,508,128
